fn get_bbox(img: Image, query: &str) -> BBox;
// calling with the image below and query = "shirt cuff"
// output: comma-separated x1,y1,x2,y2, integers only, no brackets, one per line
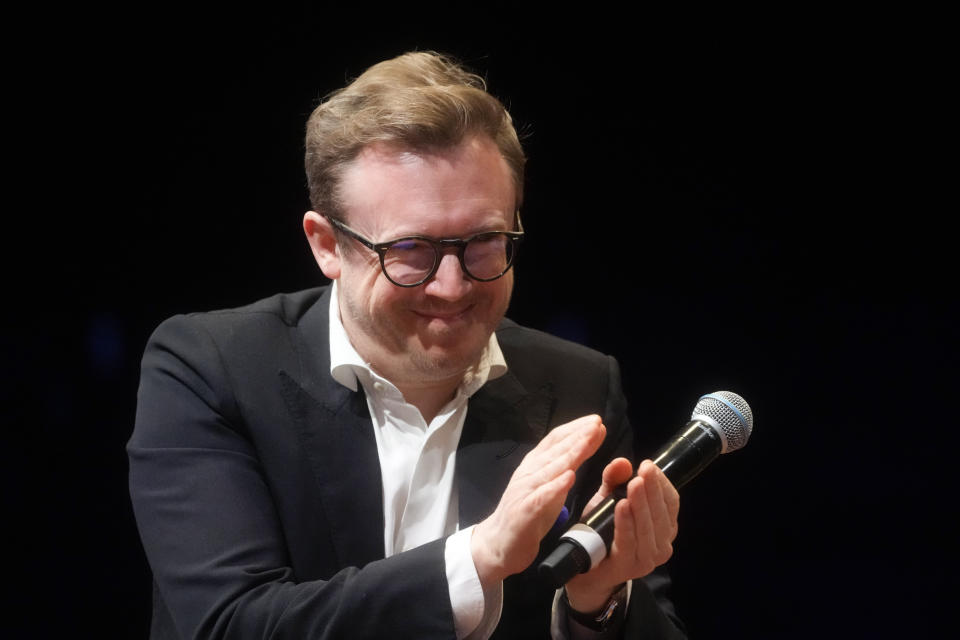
445,525,503,639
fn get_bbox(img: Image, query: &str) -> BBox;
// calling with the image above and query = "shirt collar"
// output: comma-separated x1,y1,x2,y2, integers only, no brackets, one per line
327,280,507,396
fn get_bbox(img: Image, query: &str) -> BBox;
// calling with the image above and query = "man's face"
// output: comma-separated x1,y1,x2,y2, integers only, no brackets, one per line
334,135,517,387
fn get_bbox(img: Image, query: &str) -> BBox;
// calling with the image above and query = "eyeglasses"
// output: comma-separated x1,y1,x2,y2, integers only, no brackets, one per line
326,213,524,287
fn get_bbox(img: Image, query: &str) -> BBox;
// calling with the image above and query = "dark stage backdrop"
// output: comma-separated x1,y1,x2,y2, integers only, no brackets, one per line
11,8,953,638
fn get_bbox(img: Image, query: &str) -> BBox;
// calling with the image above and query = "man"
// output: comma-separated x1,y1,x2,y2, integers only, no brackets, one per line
129,52,685,639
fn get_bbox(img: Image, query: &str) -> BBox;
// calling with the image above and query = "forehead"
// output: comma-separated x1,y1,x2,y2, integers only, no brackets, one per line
338,136,516,237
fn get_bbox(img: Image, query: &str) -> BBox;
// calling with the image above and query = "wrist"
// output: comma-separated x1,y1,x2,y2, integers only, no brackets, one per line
565,578,619,614
470,521,507,588
563,583,628,631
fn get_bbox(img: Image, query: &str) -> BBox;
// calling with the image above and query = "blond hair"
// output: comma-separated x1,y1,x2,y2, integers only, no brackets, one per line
304,51,525,220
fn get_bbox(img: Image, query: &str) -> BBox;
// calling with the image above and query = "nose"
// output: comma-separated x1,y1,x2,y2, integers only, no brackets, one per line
423,252,471,300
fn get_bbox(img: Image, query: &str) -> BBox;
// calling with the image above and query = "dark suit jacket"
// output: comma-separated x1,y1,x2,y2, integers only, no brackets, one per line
128,286,684,639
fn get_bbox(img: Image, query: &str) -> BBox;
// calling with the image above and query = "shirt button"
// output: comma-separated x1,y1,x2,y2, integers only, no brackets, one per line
373,381,384,392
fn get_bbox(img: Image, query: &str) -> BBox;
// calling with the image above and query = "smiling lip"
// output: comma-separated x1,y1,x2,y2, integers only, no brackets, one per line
413,305,474,321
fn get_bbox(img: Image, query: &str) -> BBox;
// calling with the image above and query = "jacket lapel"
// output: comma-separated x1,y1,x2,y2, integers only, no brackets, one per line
457,371,555,528
278,286,386,569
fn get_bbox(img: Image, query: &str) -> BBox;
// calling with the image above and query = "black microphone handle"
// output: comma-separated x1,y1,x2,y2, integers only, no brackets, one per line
538,420,723,589
652,419,723,489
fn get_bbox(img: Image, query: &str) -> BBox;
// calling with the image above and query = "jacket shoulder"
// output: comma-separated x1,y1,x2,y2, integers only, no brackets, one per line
149,287,328,341
190,286,328,326
494,318,618,413
495,318,611,368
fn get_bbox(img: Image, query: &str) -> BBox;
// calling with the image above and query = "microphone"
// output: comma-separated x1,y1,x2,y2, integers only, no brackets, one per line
538,390,754,589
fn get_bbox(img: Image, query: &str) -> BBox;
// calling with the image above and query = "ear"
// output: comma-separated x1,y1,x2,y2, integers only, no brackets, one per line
303,211,341,279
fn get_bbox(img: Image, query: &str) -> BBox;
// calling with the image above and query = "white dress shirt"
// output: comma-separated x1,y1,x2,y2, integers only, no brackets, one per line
327,282,505,638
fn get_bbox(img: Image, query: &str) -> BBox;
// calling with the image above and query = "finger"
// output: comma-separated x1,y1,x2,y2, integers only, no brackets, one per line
626,475,658,566
638,461,679,541
601,457,634,491
638,464,671,547
580,458,633,516
631,471,677,570
520,416,603,477
613,496,636,552
613,494,657,579
523,468,577,521
661,470,681,523
499,419,604,521
525,418,605,484
537,414,603,449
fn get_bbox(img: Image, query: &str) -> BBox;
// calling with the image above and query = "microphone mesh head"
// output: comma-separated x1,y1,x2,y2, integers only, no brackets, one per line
691,391,753,454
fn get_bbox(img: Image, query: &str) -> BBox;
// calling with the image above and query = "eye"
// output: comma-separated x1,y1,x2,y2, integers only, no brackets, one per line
390,239,420,251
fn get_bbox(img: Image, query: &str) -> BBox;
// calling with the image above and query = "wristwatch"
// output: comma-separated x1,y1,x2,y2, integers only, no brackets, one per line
564,583,628,631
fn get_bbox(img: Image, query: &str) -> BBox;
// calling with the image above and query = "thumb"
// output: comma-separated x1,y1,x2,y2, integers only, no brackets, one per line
581,457,634,517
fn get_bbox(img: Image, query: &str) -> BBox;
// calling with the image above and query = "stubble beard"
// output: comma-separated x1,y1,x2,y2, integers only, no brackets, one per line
340,288,508,385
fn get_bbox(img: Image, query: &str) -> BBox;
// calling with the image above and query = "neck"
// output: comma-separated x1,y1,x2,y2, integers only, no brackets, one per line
393,377,462,424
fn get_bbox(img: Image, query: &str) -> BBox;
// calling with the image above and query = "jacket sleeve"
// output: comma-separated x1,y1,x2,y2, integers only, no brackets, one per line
128,314,456,640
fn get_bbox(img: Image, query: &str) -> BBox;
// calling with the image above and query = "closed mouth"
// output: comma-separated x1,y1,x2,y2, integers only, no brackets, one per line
413,304,474,321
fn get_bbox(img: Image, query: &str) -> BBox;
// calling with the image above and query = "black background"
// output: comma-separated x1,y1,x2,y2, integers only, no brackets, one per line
8,6,954,638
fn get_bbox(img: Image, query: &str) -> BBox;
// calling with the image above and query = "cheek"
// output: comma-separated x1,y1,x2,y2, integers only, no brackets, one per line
340,256,387,306
489,273,514,309
365,279,414,317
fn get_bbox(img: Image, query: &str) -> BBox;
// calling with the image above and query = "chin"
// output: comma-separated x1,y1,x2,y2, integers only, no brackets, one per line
407,340,485,379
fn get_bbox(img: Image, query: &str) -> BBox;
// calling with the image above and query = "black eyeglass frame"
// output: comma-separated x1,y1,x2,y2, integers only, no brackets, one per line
326,213,524,288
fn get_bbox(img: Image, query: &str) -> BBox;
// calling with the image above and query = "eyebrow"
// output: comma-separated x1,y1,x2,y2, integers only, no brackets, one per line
382,211,521,241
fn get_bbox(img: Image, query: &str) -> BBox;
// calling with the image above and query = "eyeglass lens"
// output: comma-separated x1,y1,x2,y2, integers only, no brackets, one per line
382,233,513,285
